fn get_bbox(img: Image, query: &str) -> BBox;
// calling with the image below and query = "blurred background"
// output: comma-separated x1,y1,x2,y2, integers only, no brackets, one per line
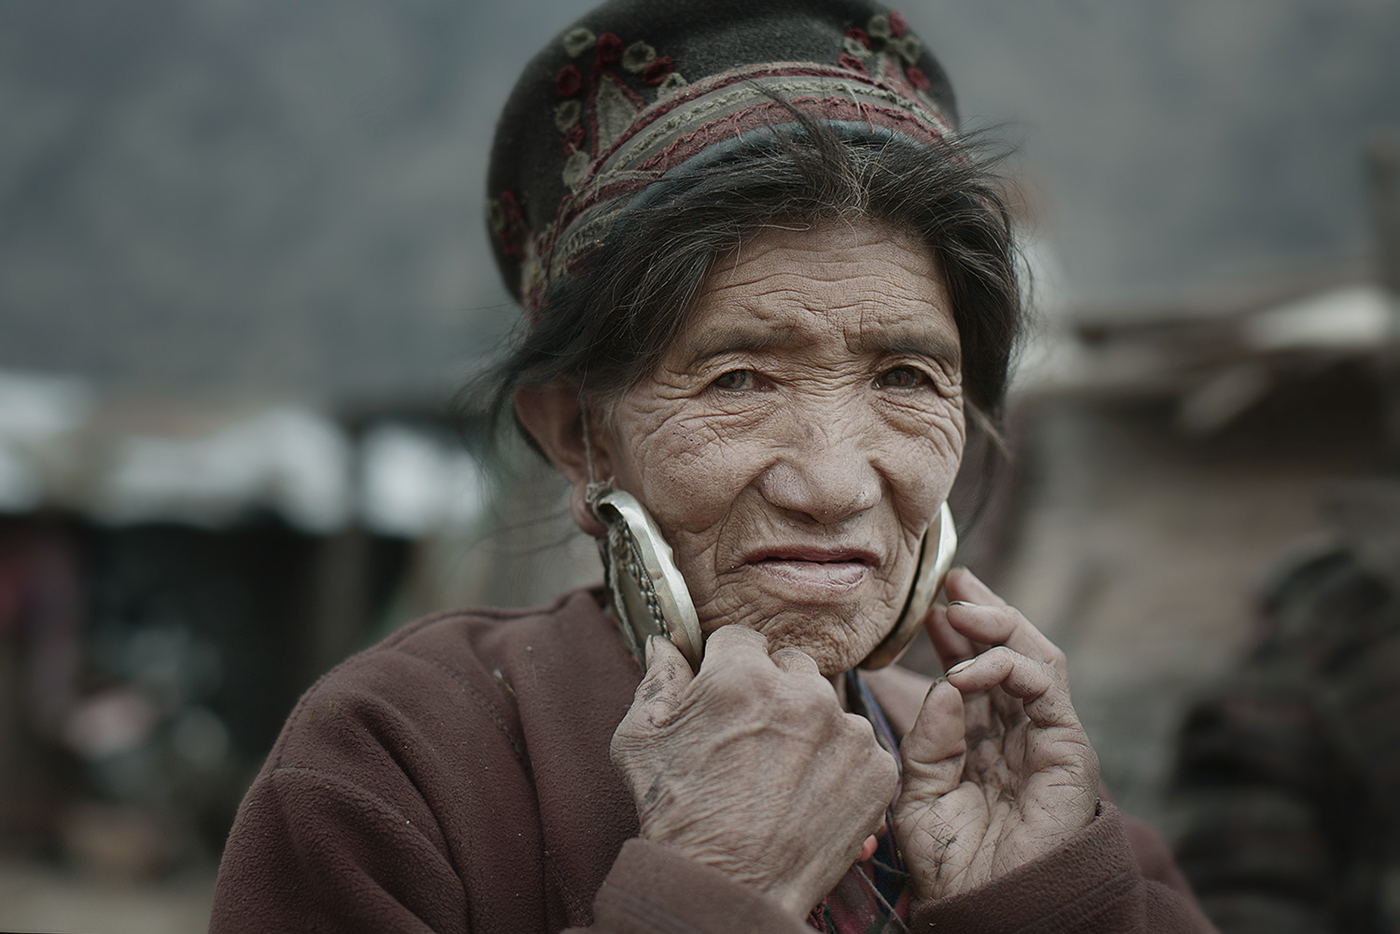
2,0,1399,930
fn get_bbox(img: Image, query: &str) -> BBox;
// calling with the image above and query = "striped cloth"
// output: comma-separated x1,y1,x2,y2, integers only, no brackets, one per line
1172,543,1400,934
805,672,913,934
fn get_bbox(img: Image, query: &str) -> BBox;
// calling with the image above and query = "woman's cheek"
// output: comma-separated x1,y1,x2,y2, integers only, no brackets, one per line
632,413,769,523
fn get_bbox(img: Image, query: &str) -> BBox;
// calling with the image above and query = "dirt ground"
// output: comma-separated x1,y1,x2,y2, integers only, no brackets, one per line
0,860,215,934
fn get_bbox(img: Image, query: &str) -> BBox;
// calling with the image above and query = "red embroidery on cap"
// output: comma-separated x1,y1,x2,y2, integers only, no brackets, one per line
845,27,871,49
556,64,583,97
596,33,624,66
906,65,930,90
642,55,673,86
888,11,909,37
562,124,585,152
499,229,522,260
498,190,523,222
838,53,867,74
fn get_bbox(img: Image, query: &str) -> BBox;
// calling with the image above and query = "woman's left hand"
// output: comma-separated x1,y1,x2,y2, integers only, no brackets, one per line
893,568,1100,901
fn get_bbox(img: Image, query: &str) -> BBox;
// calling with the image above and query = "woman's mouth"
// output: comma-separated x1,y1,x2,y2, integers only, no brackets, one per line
744,548,876,593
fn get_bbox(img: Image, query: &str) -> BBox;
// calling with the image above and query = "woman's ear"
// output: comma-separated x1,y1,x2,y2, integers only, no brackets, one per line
513,383,611,537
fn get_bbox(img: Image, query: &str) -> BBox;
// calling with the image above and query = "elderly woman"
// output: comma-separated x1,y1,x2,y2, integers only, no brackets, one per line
210,1,1216,932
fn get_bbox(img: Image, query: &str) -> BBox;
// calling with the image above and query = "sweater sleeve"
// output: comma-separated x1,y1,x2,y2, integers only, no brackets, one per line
908,802,1220,934
211,766,815,934
209,764,466,934
209,610,812,934
211,729,1214,934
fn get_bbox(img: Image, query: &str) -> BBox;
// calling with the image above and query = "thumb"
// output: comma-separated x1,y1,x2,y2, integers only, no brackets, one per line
631,635,694,728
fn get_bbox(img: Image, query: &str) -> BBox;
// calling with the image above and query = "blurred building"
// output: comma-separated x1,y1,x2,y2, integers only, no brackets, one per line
0,380,524,875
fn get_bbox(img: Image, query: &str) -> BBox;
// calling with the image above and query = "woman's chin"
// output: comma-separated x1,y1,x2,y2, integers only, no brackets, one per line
698,576,896,674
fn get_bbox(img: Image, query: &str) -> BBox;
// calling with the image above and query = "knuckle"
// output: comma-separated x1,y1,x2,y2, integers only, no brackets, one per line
984,644,1015,667
611,708,650,744
771,646,814,669
1009,607,1035,632
837,711,880,748
861,746,900,798
787,683,833,719
698,654,762,693
608,729,641,768
876,752,900,790
710,623,767,651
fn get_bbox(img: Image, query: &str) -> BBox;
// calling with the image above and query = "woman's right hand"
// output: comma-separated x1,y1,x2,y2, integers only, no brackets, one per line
610,625,898,917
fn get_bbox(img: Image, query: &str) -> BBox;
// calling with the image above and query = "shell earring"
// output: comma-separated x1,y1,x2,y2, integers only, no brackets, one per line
581,404,704,672
590,487,705,671
859,501,958,670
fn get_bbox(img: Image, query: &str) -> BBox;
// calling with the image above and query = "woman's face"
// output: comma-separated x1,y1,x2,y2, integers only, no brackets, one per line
600,217,966,675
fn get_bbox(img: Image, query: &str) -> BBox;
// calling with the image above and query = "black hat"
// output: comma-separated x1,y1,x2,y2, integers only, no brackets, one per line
487,0,958,318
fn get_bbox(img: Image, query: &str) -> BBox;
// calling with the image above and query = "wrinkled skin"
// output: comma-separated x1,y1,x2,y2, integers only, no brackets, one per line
515,218,1098,916
604,218,966,676
611,626,899,916
897,567,1099,901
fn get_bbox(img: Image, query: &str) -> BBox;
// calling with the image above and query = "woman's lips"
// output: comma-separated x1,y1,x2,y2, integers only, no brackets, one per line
743,547,877,592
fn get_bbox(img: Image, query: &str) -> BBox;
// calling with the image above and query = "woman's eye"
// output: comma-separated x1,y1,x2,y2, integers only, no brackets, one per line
712,369,755,391
876,366,928,389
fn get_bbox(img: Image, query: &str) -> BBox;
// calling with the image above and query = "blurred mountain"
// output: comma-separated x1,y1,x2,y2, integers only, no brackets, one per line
2,0,1398,404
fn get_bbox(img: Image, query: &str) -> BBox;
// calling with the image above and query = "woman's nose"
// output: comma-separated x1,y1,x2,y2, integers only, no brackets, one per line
757,420,879,525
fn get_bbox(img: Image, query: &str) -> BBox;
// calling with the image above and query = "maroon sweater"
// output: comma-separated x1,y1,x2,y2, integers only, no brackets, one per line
210,588,1217,934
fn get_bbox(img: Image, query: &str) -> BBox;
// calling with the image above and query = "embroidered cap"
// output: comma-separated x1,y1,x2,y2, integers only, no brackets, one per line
487,0,958,318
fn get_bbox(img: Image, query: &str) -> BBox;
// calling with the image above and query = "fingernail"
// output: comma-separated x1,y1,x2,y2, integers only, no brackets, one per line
946,658,975,676
924,676,947,700
948,600,977,609
644,635,655,667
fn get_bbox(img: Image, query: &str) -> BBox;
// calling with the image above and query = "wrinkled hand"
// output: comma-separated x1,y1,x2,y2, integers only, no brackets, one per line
610,625,898,916
894,568,1099,901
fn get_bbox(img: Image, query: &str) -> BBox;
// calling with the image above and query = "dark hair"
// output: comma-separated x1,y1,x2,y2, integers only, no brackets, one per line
481,111,1022,448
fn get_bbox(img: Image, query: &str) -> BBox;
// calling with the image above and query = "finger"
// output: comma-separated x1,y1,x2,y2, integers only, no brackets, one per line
897,679,967,798
858,834,879,862
944,647,1079,731
700,623,770,668
630,634,695,726
944,648,1100,811
944,603,1068,680
943,567,1009,607
770,646,822,677
923,604,980,672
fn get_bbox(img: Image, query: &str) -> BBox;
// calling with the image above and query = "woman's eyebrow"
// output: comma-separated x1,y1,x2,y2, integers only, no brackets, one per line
849,329,962,365
682,324,961,367
681,325,798,363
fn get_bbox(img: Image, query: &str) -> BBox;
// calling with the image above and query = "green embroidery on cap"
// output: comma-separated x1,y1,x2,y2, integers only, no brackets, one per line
622,41,656,73
563,27,596,58
555,100,582,132
657,72,689,94
594,75,642,151
562,149,591,190
889,35,921,64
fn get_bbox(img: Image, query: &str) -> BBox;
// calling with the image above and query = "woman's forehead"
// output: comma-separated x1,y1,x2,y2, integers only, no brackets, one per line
672,219,958,365
672,306,960,368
